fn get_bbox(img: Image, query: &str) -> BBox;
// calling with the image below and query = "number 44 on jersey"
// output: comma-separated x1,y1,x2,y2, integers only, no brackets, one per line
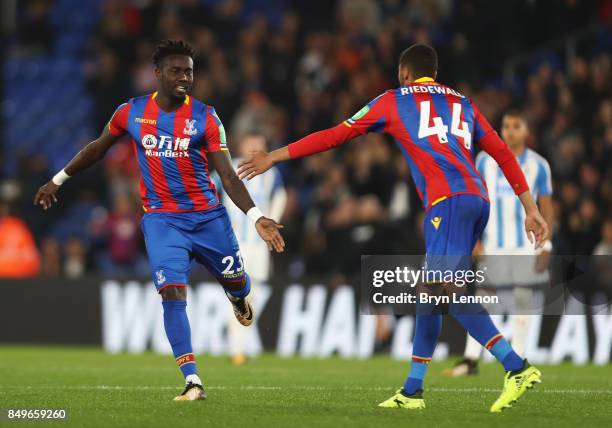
418,101,472,149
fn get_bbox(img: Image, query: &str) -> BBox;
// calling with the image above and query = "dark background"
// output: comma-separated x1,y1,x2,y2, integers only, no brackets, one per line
1,0,611,285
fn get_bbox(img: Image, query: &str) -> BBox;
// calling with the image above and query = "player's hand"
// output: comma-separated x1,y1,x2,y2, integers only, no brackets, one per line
237,151,274,180
255,217,285,252
33,181,60,210
524,209,548,250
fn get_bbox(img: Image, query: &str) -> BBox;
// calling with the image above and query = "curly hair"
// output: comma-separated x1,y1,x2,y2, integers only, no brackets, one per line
152,39,195,66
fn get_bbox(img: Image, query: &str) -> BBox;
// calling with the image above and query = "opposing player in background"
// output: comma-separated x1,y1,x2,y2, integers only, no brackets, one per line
217,134,286,365
238,44,548,413
34,40,285,401
444,110,553,377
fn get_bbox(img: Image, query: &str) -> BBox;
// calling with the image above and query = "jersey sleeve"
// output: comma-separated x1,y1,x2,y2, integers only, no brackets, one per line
288,92,391,159
472,100,529,195
107,103,130,137
535,158,553,196
204,106,229,152
341,92,391,135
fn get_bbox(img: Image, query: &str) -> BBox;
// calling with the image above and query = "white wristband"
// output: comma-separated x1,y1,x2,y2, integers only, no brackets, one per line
52,169,70,186
536,239,553,254
247,207,264,224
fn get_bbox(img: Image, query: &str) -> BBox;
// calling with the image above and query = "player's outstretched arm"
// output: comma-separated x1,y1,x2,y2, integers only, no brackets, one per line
237,147,290,181
238,93,391,180
237,121,364,180
33,126,120,210
209,150,285,253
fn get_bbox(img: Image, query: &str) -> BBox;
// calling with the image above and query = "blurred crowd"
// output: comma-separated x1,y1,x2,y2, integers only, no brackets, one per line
1,0,611,279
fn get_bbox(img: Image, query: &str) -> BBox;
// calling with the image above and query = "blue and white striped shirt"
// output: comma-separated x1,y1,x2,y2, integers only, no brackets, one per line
476,148,552,254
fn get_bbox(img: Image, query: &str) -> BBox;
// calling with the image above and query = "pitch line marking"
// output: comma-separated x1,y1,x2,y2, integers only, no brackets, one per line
1,386,611,394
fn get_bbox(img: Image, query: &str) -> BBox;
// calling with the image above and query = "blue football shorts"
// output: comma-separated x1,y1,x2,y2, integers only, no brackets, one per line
424,193,490,274
141,205,245,292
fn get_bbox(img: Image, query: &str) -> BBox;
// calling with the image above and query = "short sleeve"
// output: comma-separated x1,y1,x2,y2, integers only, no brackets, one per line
342,92,391,136
535,158,553,196
108,103,130,137
204,106,229,152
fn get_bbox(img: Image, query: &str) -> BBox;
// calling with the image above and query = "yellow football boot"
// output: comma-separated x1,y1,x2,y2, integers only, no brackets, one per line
490,361,541,412
378,389,425,410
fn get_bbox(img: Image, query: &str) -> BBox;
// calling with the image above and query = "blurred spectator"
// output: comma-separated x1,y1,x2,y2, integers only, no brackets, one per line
0,202,40,278
3,0,612,277
594,218,612,256
64,237,87,279
16,0,54,55
40,238,61,277
593,218,612,292
86,47,133,132
90,193,148,278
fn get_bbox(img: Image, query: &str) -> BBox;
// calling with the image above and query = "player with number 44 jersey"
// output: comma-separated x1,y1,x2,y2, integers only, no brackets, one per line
332,76,494,209
238,44,548,413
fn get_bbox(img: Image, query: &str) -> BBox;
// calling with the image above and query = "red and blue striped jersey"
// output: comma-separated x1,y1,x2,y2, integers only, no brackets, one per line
108,92,228,212
344,78,490,208
289,77,528,209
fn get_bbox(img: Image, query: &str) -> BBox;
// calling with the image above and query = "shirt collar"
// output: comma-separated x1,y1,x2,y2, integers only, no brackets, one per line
151,91,190,105
413,77,435,83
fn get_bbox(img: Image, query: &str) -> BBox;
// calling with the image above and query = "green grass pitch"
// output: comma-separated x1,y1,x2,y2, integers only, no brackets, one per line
1,346,611,427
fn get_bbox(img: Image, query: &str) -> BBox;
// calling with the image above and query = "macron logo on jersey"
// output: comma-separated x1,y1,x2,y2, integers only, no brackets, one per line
135,117,157,125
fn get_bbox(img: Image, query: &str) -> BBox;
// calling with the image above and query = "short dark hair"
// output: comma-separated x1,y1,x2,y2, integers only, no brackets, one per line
399,44,438,79
503,109,527,124
152,39,195,66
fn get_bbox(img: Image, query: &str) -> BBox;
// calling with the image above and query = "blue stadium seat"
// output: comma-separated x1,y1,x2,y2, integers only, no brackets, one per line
3,0,100,176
